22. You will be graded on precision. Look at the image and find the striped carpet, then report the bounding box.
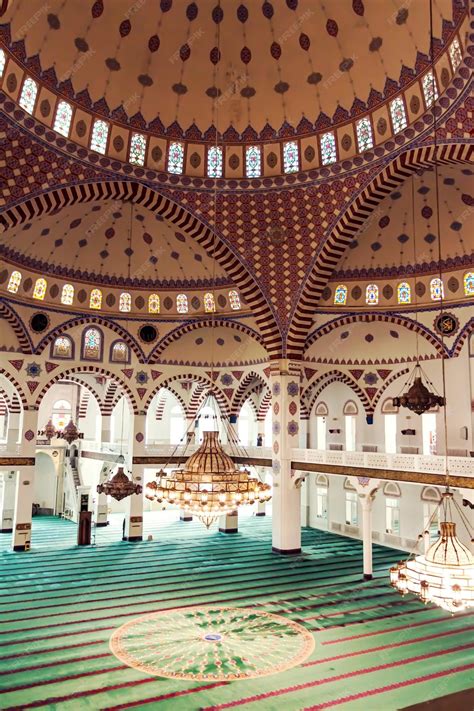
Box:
[0,513,473,710]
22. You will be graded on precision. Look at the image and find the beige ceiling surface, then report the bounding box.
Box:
[2,0,454,134]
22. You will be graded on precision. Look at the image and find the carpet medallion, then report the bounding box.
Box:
[109,605,315,680]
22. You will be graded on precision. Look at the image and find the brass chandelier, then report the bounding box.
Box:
[146,430,271,528]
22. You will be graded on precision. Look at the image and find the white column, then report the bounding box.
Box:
[95,463,110,527]
[6,412,20,447]
[101,414,112,446]
[271,361,302,554]
[123,412,146,542]
[359,490,377,580]
[256,501,266,517]
[180,509,193,522]
[12,408,38,551]
[219,509,238,533]
[0,471,16,532]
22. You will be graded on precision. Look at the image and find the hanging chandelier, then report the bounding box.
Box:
[146,430,271,528]
[38,418,58,441]
[392,363,445,416]
[390,492,474,613]
[56,418,84,445]
[97,465,142,502]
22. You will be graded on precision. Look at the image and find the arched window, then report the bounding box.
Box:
[228,290,241,310]
[207,146,223,178]
[148,293,160,313]
[422,70,438,108]
[430,278,444,301]
[397,282,411,304]
[334,284,347,305]
[168,141,184,174]
[176,293,188,313]
[283,141,299,173]
[449,37,462,72]
[111,341,129,363]
[7,271,21,294]
[356,117,373,152]
[463,272,474,296]
[54,101,73,137]
[129,132,147,166]
[119,292,131,312]
[89,288,102,310]
[83,328,101,360]
[245,145,261,178]
[320,131,337,165]
[52,336,72,359]
[366,283,379,305]
[90,119,109,154]
[204,292,215,313]
[389,96,407,134]
[52,399,72,430]
[19,77,38,113]
[61,283,74,305]
[33,278,47,300]
[0,49,6,78]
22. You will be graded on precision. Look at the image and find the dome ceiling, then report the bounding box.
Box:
[0,200,228,287]
[334,165,474,279]
[1,0,457,137]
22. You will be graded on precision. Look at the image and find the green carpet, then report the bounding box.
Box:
[0,514,472,710]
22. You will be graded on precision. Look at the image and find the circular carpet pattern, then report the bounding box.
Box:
[110,605,315,680]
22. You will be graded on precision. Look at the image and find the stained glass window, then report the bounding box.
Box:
[422,70,438,108]
[19,77,38,114]
[245,145,261,178]
[111,341,128,362]
[33,277,47,300]
[320,132,337,165]
[90,119,109,154]
[207,146,223,178]
[283,141,299,173]
[176,293,188,313]
[334,285,347,305]
[61,283,74,305]
[148,294,160,313]
[168,141,185,174]
[389,97,407,134]
[366,283,379,305]
[229,290,241,310]
[430,278,444,301]
[129,133,147,166]
[204,292,216,313]
[7,271,21,293]
[53,336,72,358]
[356,117,373,152]
[119,292,131,312]
[83,328,101,360]
[90,288,102,310]
[397,282,411,304]
[464,272,474,296]
[53,101,73,137]
[0,49,6,79]
[449,37,462,72]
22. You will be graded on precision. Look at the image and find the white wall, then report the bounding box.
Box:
[33,452,57,511]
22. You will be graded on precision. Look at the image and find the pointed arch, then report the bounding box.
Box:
[231,371,269,417]
[288,142,472,357]
[0,368,29,408]
[0,181,279,352]
[144,373,230,419]
[306,369,373,416]
[0,300,33,353]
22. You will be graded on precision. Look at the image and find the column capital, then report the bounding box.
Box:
[269,360,302,377]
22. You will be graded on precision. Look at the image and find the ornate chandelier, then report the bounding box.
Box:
[38,418,57,441]
[97,465,142,502]
[392,363,445,416]
[390,492,474,613]
[56,418,84,445]
[146,430,271,528]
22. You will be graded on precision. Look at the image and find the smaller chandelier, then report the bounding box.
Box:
[146,430,271,528]
[392,363,445,415]
[56,419,84,445]
[38,418,57,441]
[390,492,474,613]
[97,466,142,502]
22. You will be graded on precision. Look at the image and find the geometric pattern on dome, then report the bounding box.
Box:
[334,166,474,280]
[0,201,229,288]
[1,0,459,137]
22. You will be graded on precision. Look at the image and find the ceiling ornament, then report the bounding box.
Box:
[389,0,472,616]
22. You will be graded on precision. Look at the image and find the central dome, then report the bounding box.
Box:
[1,0,456,137]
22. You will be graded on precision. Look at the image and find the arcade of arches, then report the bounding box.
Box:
[0,1,473,709]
